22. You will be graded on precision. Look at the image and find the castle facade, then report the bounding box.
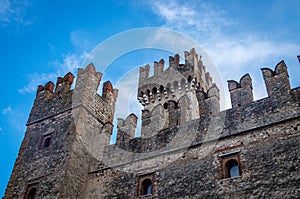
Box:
[4,49,300,198]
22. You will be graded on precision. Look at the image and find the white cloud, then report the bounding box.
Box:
[70,30,94,51]
[2,105,12,115]
[150,0,229,38]
[19,29,96,94]
[144,0,300,107]
[114,67,142,119]
[206,36,300,77]
[19,52,88,94]
[0,0,32,26]
[18,72,60,94]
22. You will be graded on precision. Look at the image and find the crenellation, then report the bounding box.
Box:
[102,81,115,103]
[261,60,290,97]
[206,83,220,114]
[184,48,198,68]
[228,74,253,108]
[169,54,180,68]
[55,72,74,94]
[205,72,213,89]
[195,83,220,116]
[36,81,55,98]
[28,77,73,124]
[139,64,150,82]
[154,59,165,76]
[117,113,138,144]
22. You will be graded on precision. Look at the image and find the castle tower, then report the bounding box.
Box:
[4,64,118,198]
[136,48,218,137]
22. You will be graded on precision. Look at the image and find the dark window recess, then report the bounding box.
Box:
[141,179,152,195]
[163,102,168,109]
[43,137,51,148]
[226,159,240,178]
[40,135,52,149]
[27,188,37,199]
[25,184,38,199]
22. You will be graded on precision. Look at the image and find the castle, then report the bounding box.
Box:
[4,49,300,198]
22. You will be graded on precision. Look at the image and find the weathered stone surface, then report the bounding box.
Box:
[4,50,300,199]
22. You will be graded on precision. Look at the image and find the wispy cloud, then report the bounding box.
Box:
[2,105,12,115]
[0,0,32,26]
[143,0,300,106]
[150,0,229,39]
[19,29,96,94]
[19,52,87,94]
[70,30,94,52]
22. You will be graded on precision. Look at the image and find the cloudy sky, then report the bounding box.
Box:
[0,0,300,196]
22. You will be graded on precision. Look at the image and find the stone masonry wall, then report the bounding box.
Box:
[85,117,300,198]
[4,110,74,199]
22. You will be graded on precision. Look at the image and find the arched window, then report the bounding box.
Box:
[152,87,157,94]
[141,179,152,195]
[26,187,37,199]
[226,159,240,178]
[43,137,51,148]
[40,135,52,149]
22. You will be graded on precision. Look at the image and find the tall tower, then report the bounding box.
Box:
[4,64,118,198]
[136,48,219,137]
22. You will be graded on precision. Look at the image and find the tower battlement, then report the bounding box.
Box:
[136,48,216,137]
[138,48,213,108]
[28,63,118,127]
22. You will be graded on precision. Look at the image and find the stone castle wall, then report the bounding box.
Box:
[4,50,300,199]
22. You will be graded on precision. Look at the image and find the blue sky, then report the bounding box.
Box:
[0,0,300,196]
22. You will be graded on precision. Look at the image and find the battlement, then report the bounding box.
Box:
[116,113,138,144]
[28,63,118,125]
[102,56,300,171]
[197,83,220,116]
[261,60,290,97]
[137,49,213,109]
[228,74,253,108]
[136,49,219,137]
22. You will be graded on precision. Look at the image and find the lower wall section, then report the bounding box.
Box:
[85,120,300,199]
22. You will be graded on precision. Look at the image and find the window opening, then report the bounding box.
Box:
[25,184,38,199]
[26,188,37,199]
[226,159,240,178]
[141,179,152,195]
[43,137,51,148]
